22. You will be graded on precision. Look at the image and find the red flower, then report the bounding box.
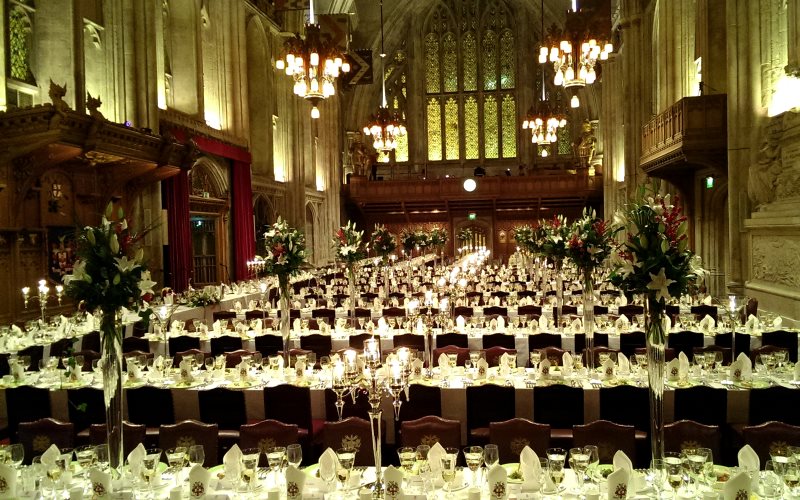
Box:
[142,292,154,303]
[272,243,285,257]
[337,228,346,243]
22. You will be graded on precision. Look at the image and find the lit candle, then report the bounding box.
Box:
[21,287,30,298]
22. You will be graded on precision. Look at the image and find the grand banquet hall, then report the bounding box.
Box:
[0,0,798,498]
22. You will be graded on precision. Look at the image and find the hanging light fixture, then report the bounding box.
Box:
[523,0,567,157]
[275,0,350,119]
[362,0,406,162]
[539,0,613,108]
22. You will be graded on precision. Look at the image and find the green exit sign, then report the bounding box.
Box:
[468,213,476,220]
[705,176,714,189]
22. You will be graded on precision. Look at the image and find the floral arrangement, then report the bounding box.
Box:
[255,217,307,280]
[414,230,429,248]
[513,225,537,254]
[538,214,572,265]
[610,191,705,341]
[333,221,368,266]
[400,229,418,252]
[370,225,396,260]
[428,226,448,249]
[186,286,221,307]
[63,203,154,319]
[566,208,621,275]
[456,227,473,244]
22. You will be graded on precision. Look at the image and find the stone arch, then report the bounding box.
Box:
[246,16,274,177]
[190,155,229,199]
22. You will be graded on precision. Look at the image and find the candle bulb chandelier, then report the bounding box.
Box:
[274,0,350,119]
[362,0,406,162]
[523,0,567,157]
[539,0,613,108]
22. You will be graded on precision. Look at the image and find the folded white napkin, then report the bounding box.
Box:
[237,359,250,381]
[391,297,399,307]
[198,323,209,335]
[617,353,631,375]
[438,353,450,369]
[383,465,404,500]
[223,444,242,481]
[738,444,760,472]
[170,320,180,332]
[616,294,628,306]
[730,353,752,382]
[489,318,498,332]
[538,314,549,332]
[253,319,262,334]
[293,318,301,333]
[9,361,24,382]
[601,358,616,379]
[475,358,488,379]
[678,352,690,379]
[319,448,339,484]
[561,352,573,377]
[456,315,466,330]
[411,358,424,377]
[212,320,221,334]
[773,316,783,328]
[377,317,388,333]
[723,471,752,500]
[285,465,306,500]
[666,358,680,381]
[187,465,209,499]
[41,444,61,467]
[519,446,541,492]
[0,464,16,499]
[745,314,760,334]
[664,314,672,332]
[539,359,551,378]
[487,464,508,500]
[127,362,141,382]
[702,295,713,305]
[607,467,630,499]
[699,314,715,334]
[127,444,146,477]
[614,315,629,334]
[179,358,194,384]
[497,316,506,332]
[570,318,583,333]
[428,443,445,474]
[373,297,382,309]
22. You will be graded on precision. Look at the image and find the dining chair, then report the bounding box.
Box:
[483,306,508,317]
[617,305,644,321]
[168,336,201,356]
[466,384,515,445]
[6,386,51,443]
[122,336,150,354]
[518,305,543,317]
[264,384,318,442]
[239,419,299,454]
[489,418,551,463]
[573,420,636,465]
[534,346,568,366]
[49,338,74,359]
[574,333,609,354]
[173,348,208,367]
[322,417,377,466]
[664,420,721,463]
[742,421,800,466]
[80,330,101,352]
[382,307,406,318]
[690,304,718,322]
[198,388,247,431]
[713,332,751,359]
[761,331,798,362]
[313,308,338,321]
[483,346,517,367]
[224,349,260,368]
[159,420,220,466]
[748,386,800,425]
[599,386,650,432]
[400,416,461,449]
[528,333,562,350]
[67,388,105,434]
[435,333,468,348]
[210,335,243,356]
[89,422,147,456]
[432,345,470,366]
[392,334,426,352]
[126,386,175,427]
[349,333,374,349]
[672,386,728,427]
[583,346,621,367]
[667,331,704,361]
[482,333,515,350]
[212,311,237,331]
[244,310,269,321]
[397,384,442,423]
[533,384,584,448]
[453,306,474,317]
[692,345,733,365]
[18,418,74,464]
[17,345,44,372]
[618,331,646,357]
[299,334,333,360]
[254,334,283,357]
[123,350,155,371]
[72,349,101,370]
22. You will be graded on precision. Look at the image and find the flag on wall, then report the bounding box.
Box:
[346,49,373,86]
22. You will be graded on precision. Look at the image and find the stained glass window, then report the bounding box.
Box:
[444,98,460,160]
[557,122,571,155]
[423,0,515,163]
[425,33,440,94]
[501,94,516,157]
[8,5,35,85]
[463,32,477,92]
[427,98,442,161]
[464,97,479,159]
[483,95,498,159]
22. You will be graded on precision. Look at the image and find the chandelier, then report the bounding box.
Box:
[274,0,350,119]
[539,1,613,108]
[362,0,406,162]
[523,0,567,157]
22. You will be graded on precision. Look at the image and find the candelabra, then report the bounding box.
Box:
[21,280,63,323]
[258,281,270,320]
[331,339,410,498]
[151,302,179,361]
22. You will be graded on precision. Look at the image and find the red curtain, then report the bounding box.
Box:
[231,161,256,281]
[163,171,193,292]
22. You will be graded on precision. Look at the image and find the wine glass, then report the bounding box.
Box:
[546,448,566,495]
[7,443,23,469]
[141,448,162,497]
[188,445,205,468]
[94,444,109,472]
[266,446,286,484]
[204,357,214,372]
[463,446,483,487]
[484,444,499,470]
[569,447,590,493]
[398,447,416,474]
[335,448,356,491]
[75,445,96,476]
[166,446,187,483]
[440,448,459,492]
[649,458,666,497]
[286,444,302,469]
[240,448,260,493]
[664,451,684,498]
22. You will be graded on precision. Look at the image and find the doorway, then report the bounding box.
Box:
[191,217,218,285]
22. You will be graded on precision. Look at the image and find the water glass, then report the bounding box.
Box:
[188,445,205,468]
[484,444,499,469]
[240,448,261,492]
[286,444,302,468]
[336,448,356,490]
[440,448,459,491]
[397,447,416,474]
[463,446,483,487]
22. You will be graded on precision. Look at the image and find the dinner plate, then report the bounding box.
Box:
[501,463,523,483]
[733,379,771,389]
[665,379,700,389]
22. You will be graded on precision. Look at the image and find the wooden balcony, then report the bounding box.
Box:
[344,173,603,221]
[640,94,727,177]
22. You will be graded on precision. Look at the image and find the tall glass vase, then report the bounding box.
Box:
[645,295,667,463]
[347,265,357,331]
[100,309,124,475]
[554,259,564,331]
[278,274,291,367]
[583,270,595,371]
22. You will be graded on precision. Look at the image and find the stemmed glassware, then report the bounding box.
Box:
[664,451,684,498]
[440,448,460,492]
[166,446,187,485]
[463,446,483,487]
[398,447,416,475]
[266,446,286,486]
[335,448,356,492]
[546,448,566,496]
[142,448,162,498]
[286,444,302,469]
[649,458,666,497]
[188,445,205,469]
[569,447,591,493]
[240,448,261,493]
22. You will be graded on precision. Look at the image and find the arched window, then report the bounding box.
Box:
[385,48,409,163]
[424,0,516,163]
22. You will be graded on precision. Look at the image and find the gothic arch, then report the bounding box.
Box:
[190,155,229,199]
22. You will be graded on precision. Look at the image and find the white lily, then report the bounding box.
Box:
[115,256,139,273]
[647,268,675,302]
[138,270,156,297]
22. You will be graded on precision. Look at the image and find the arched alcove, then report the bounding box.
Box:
[188,155,230,285]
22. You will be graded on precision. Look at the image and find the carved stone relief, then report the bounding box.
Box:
[752,235,800,289]
[748,111,800,209]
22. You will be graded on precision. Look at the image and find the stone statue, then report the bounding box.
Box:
[748,119,783,210]
[86,92,104,120]
[575,119,597,167]
[349,141,372,177]
[48,79,70,129]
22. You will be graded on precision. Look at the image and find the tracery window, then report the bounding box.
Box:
[385,49,409,163]
[7,0,35,86]
[424,0,516,162]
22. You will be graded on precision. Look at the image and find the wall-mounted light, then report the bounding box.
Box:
[463,178,477,192]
